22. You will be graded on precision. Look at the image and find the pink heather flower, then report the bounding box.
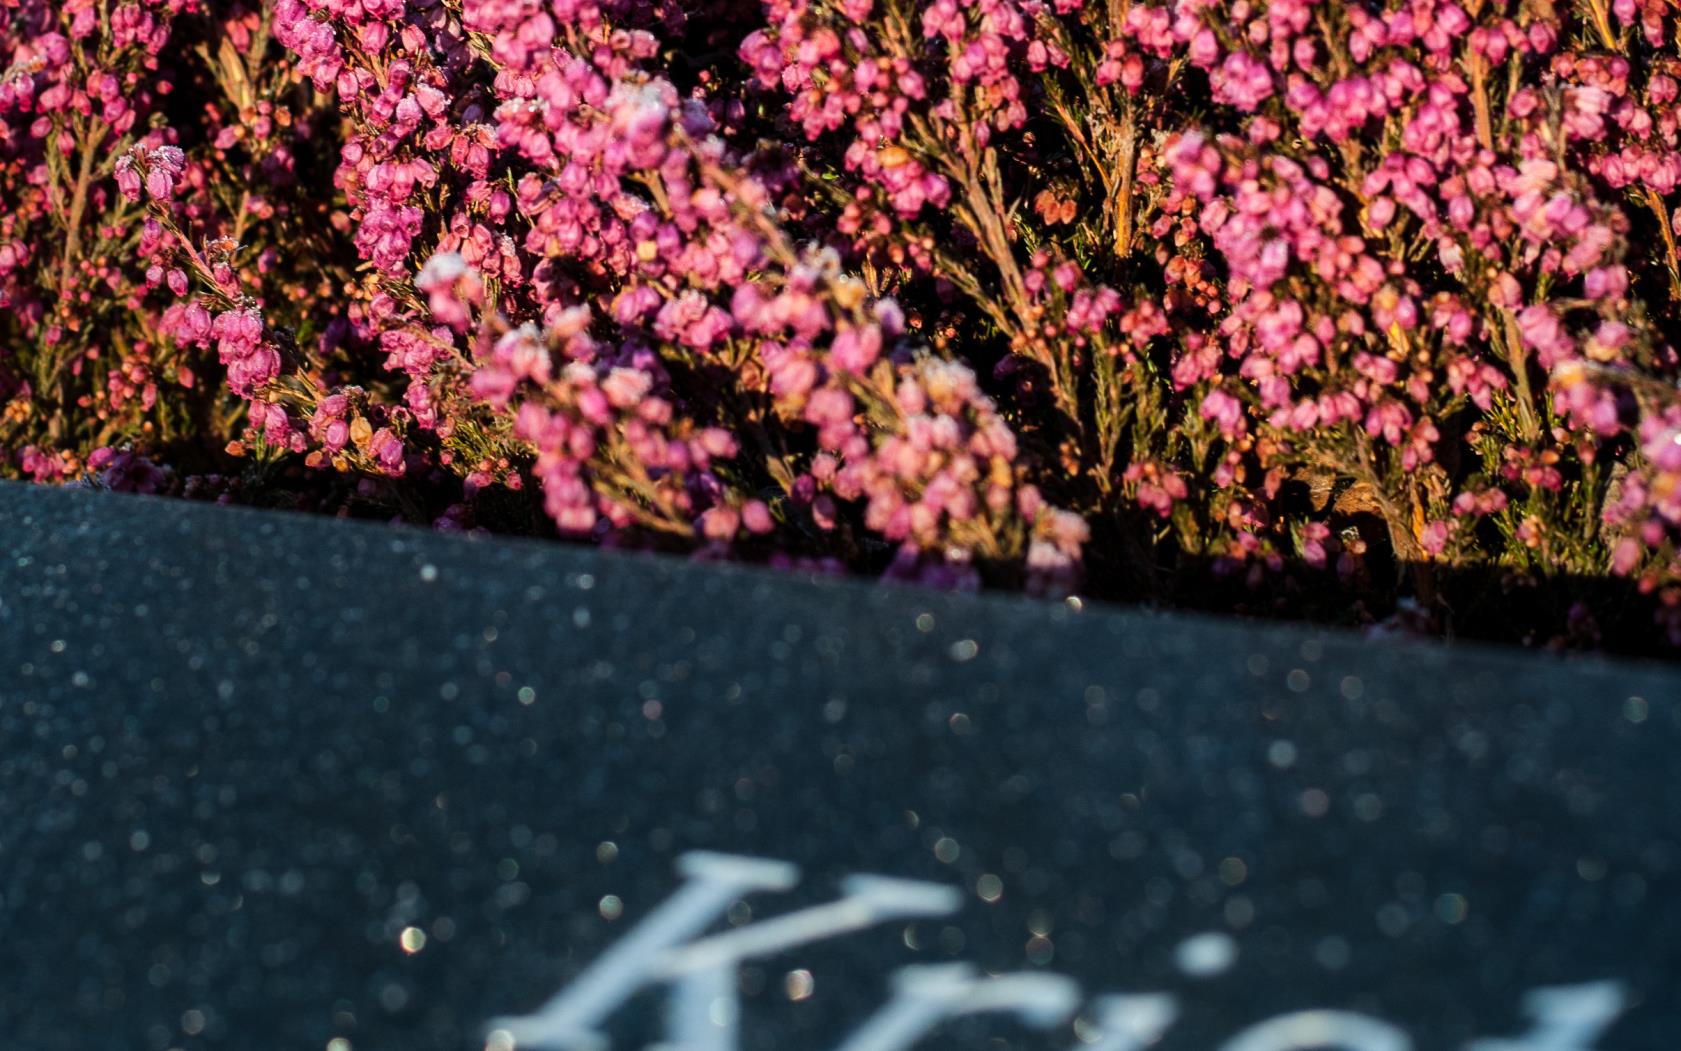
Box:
[1200,388,1246,439]
[1213,52,1275,112]
[114,152,143,202]
[88,447,167,493]
[699,505,740,541]
[742,500,774,534]
[370,428,405,475]
[211,307,278,397]
[144,146,185,200]
[1420,520,1451,556]
[1613,537,1642,576]
[417,252,484,332]
[601,367,652,408]
[830,326,883,373]
[14,0,1681,644]
[1584,266,1628,302]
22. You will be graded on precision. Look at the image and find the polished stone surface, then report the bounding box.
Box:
[1,484,1678,1050]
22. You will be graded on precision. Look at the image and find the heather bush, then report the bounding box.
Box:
[5,0,1681,648]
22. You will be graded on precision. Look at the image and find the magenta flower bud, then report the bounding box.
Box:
[695,427,737,458]
[742,500,774,535]
[829,326,882,373]
[1189,29,1220,68]
[370,428,405,474]
[574,386,612,426]
[114,156,143,201]
[1489,272,1524,308]
[183,303,211,341]
[601,367,652,408]
[804,387,853,428]
[699,505,739,541]
[145,162,176,200]
[1200,388,1247,439]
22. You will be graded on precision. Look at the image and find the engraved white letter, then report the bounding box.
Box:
[1217,1010,1411,1051]
[833,963,1082,1051]
[1463,981,1627,1051]
[1072,993,1181,1051]
[656,875,963,1051]
[489,852,799,1049]
[489,856,963,1051]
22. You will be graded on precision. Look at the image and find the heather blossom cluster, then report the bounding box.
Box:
[5,0,1681,648]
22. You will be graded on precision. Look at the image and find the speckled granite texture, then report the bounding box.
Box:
[1,485,1678,1050]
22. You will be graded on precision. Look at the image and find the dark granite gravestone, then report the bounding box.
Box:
[1,484,1678,1051]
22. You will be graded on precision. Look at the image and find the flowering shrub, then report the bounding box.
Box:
[4,0,1681,648]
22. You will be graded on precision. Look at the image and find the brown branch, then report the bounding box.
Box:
[1467,53,1495,151]
[57,127,103,300]
[1113,107,1139,259]
[1645,188,1681,306]
[1499,308,1544,445]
